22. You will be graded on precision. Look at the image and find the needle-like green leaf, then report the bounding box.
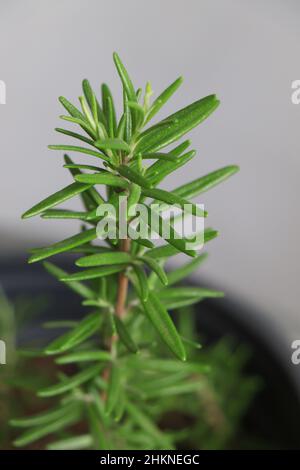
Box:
[141,379,207,399]
[135,370,191,395]
[63,154,105,207]
[141,152,177,161]
[76,251,132,268]
[141,291,186,361]
[127,183,141,215]
[43,261,96,299]
[75,172,129,188]
[146,227,218,259]
[131,237,154,249]
[102,84,117,137]
[145,76,183,124]
[113,52,137,130]
[82,299,110,308]
[63,163,102,172]
[48,144,108,160]
[28,228,97,263]
[60,264,125,282]
[125,401,172,448]
[106,364,121,416]
[95,138,131,153]
[113,52,136,104]
[161,287,224,298]
[147,149,195,186]
[82,78,106,126]
[38,363,103,397]
[113,392,126,423]
[86,401,108,450]
[167,253,208,285]
[114,316,138,354]
[142,187,207,217]
[128,357,209,374]
[90,387,110,424]
[117,113,126,140]
[124,99,132,142]
[105,96,116,138]
[45,311,102,355]
[68,244,108,254]
[159,287,224,309]
[47,435,93,451]
[139,205,197,258]
[41,209,89,220]
[135,95,220,154]
[132,264,149,301]
[137,255,168,286]
[59,114,96,139]
[13,407,81,447]
[22,182,92,219]
[55,127,94,145]
[10,403,79,428]
[55,350,111,364]
[173,165,240,199]
[59,96,85,121]
[117,165,151,188]
[127,101,145,128]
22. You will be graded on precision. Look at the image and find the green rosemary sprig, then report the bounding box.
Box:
[15,52,239,449]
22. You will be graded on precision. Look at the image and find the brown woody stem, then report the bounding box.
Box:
[102,237,131,399]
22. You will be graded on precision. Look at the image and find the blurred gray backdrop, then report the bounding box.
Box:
[0,0,299,341]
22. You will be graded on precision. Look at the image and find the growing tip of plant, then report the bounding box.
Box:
[232,164,240,173]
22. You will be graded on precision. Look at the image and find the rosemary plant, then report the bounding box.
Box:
[15,53,239,449]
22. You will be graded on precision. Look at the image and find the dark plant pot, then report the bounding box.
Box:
[1,257,300,450]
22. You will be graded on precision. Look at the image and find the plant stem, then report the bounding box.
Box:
[102,237,131,398]
[115,156,131,320]
[101,147,131,400]
[115,238,131,319]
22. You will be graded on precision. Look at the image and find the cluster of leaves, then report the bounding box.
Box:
[0,291,57,449]
[16,53,239,449]
[1,292,259,450]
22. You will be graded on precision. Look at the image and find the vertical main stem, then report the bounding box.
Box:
[102,237,131,397]
[115,238,131,319]
[115,155,130,320]
[102,153,131,397]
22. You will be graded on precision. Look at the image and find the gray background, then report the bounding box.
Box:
[0,0,299,342]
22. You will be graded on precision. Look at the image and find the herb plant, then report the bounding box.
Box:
[16,53,239,449]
